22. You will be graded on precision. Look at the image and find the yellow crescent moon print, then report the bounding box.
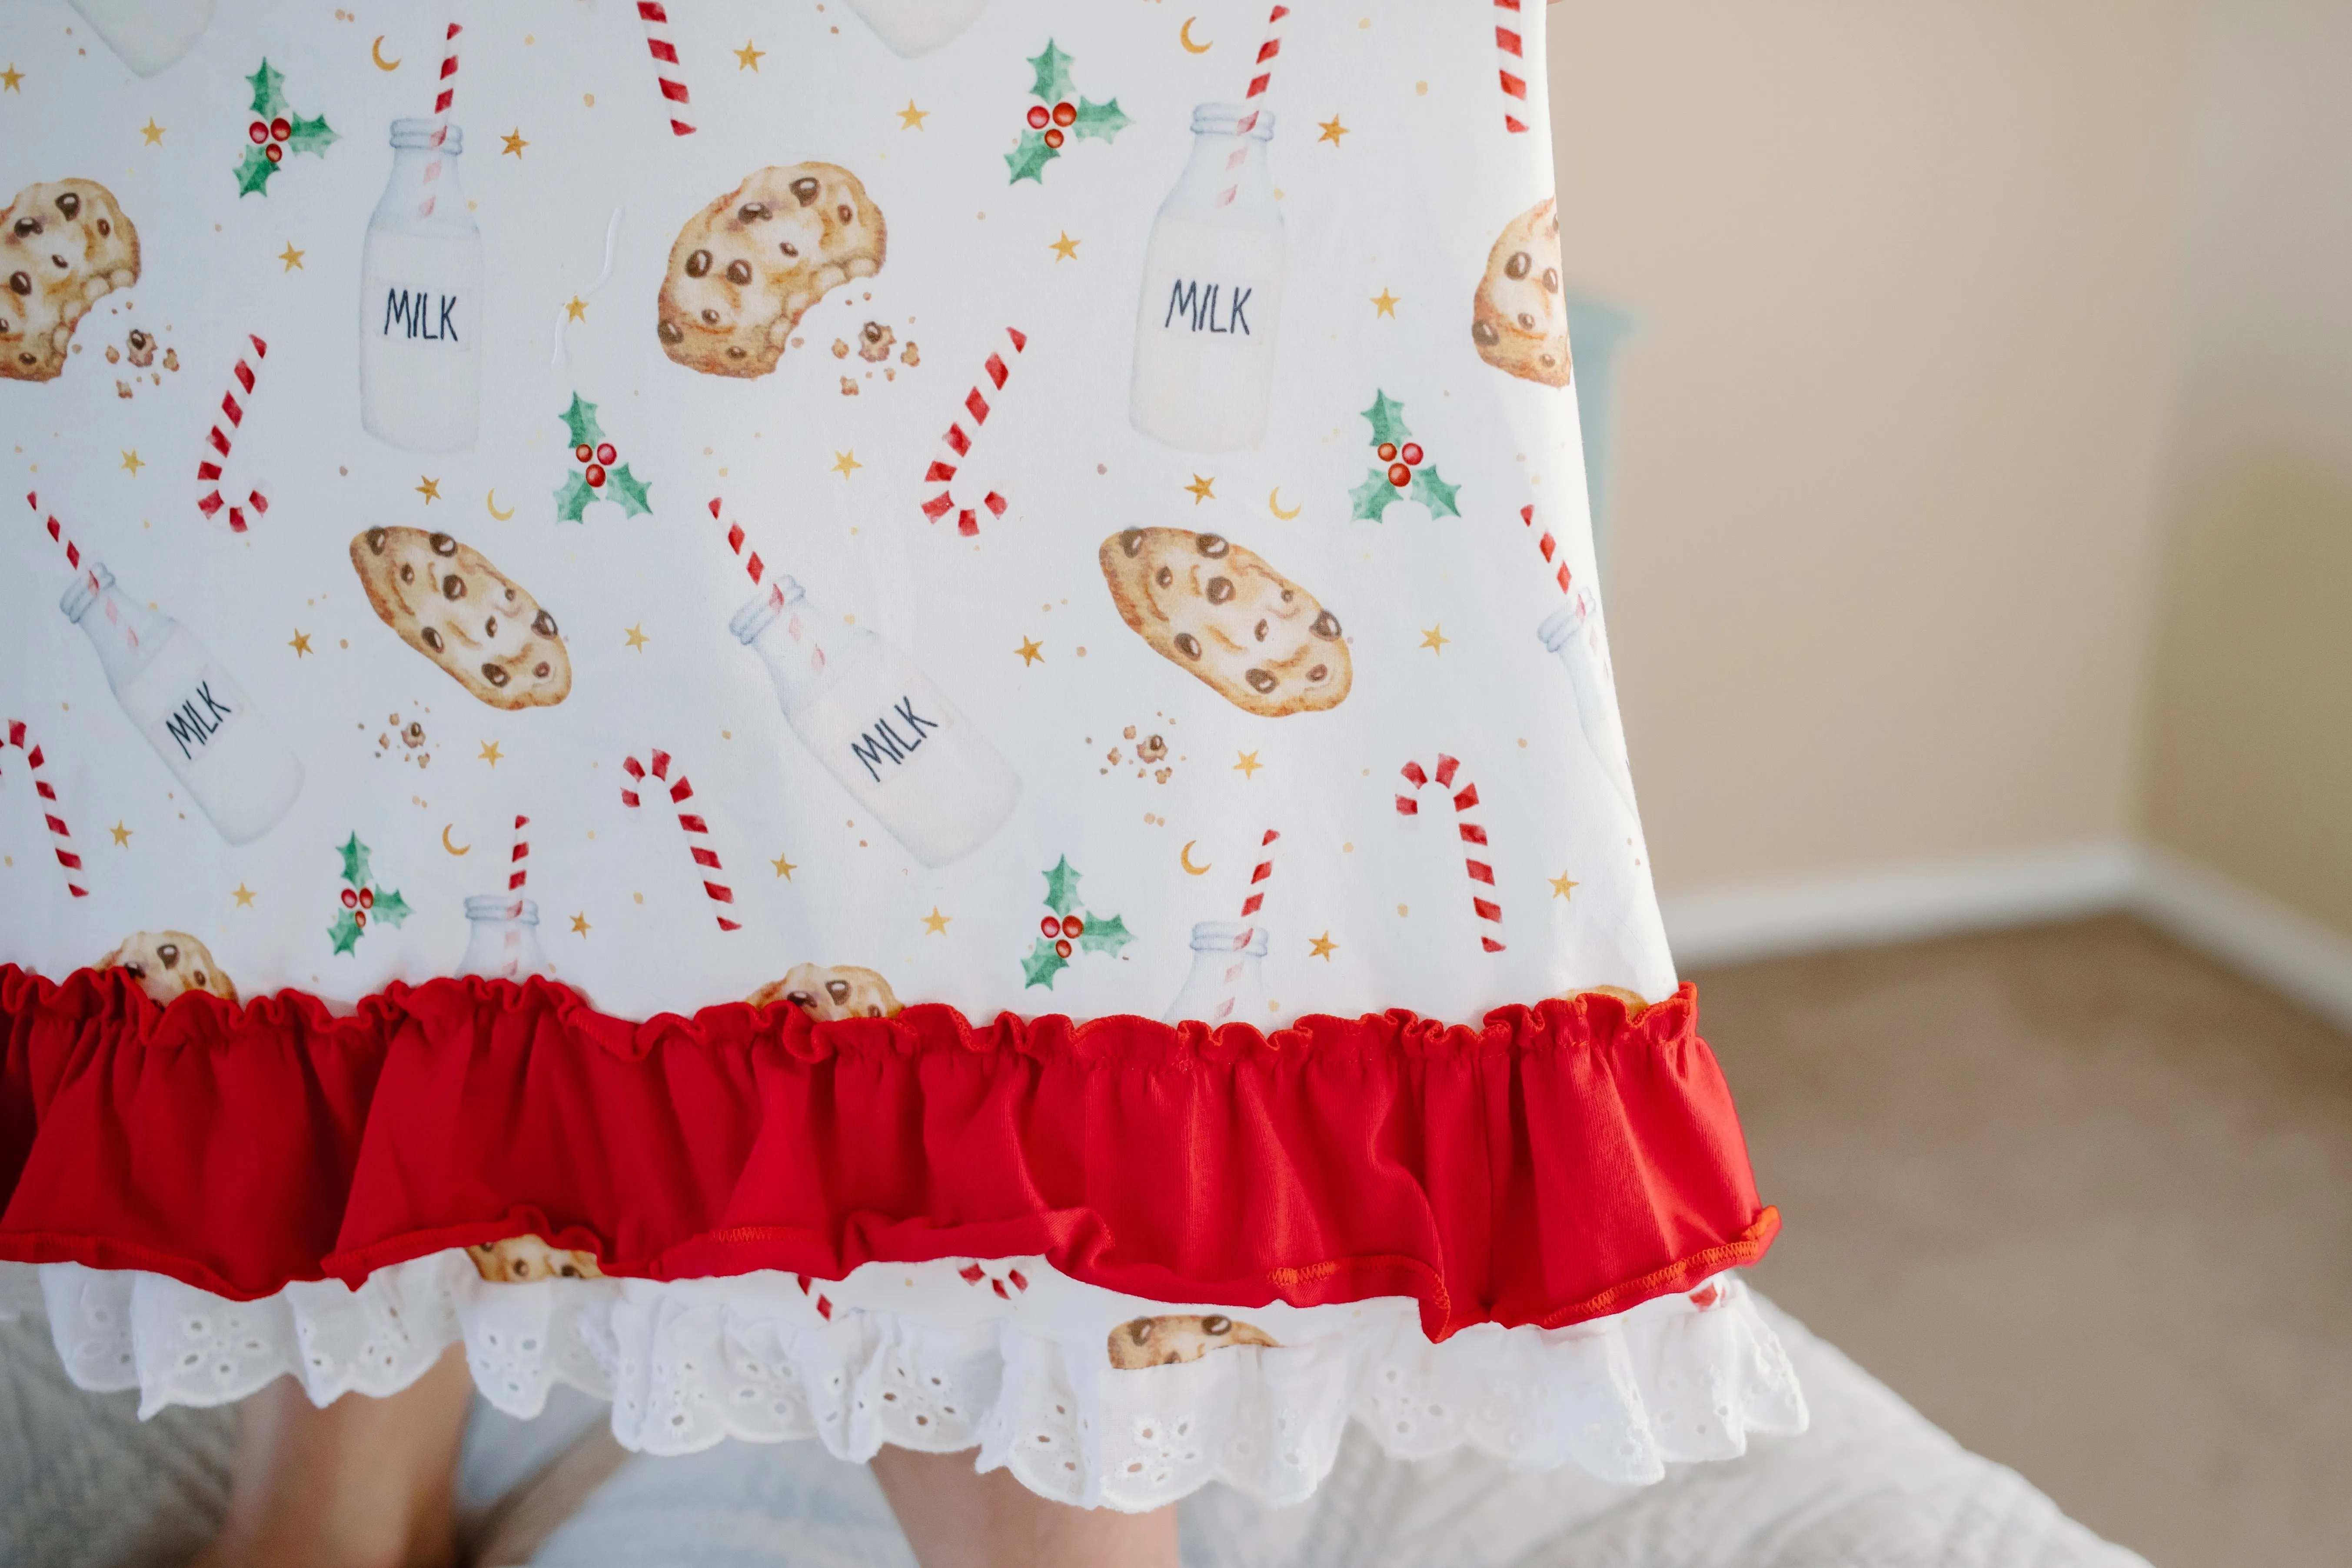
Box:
[371,36,402,71]
[1179,840,1212,875]
[441,824,470,856]
[1268,487,1301,520]
[1179,17,1213,53]
[486,489,515,520]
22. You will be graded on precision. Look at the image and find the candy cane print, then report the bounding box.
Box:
[1,721,89,899]
[621,750,739,930]
[1522,503,1572,596]
[1494,1,1531,133]
[1395,756,1503,952]
[195,335,271,533]
[636,3,696,136]
[918,327,1027,536]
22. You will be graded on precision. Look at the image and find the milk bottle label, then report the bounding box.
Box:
[847,693,946,783]
[1152,276,1261,338]
[150,673,249,763]
[371,283,476,353]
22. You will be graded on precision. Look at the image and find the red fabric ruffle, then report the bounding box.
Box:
[0,966,1776,1338]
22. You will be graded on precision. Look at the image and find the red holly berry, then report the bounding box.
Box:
[1043,127,1065,150]
[1061,915,1084,938]
[341,887,359,908]
[248,121,269,144]
[1027,104,1051,130]
[1051,102,1077,128]
[595,442,617,466]
[1039,915,1060,937]
[1055,938,1073,959]
[1377,443,1397,462]
[585,464,607,488]
[1388,462,1411,487]
[270,117,292,142]
[575,443,594,463]
[353,909,367,928]
[264,143,283,164]
[1402,443,1424,466]
[359,887,375,909]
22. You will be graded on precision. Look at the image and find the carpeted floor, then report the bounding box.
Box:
[1695,913,2352,1568]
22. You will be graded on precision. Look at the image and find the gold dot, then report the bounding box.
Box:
[583,93,595,106]
[632,892,644,904]
[1416,81,1428,95]
[1397,904,1409,916]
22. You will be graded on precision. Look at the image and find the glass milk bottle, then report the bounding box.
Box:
[1162,920,1269,1026]
[359,119,483,453]
[1538,593,1639,816]
[60,565,304,845]
[1130,106,1286,452]
[732,578,1021,868]
[842,0,989,57]
[456,895,549,981]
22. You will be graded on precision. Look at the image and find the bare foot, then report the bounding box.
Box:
[870,1445,1178,1568]
[190,1343,474,1568]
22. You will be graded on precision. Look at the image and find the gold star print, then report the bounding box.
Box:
[110,821,132,847]
[232,883,257,908]
[624,623,649,651]
[120,450,144,476]
[0,66,22,93]
[1309,932,1338,960]
[1317,114,1349,146]
[478,739,503,767]
[770,852,798,880]
[898,100,929,130]
[832,450,862,479]
[288,629,312,656]
[1015,636,1044,666]
[1048,231,1081,262]
[564,296,588,322]
[922,907,952,935]
[1370,287,1399,318]
[140,119,166,146]
[1234,750,1263,779]
[735,39,765,70]
[570,912,592,936]
[416,476,442,503]
[1421,625,1450,655]
[1184,474,1217,504]
[500,129,528,157]
[278,243,306,271]
[1550,872,1580,899]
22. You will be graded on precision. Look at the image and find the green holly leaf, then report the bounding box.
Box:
[1361,391,1413,451]
[1071,97,1129,143]
[371,888,412,928]
[285,113,337,159]
[1410,464,1462,519]
[1350,469,1396,522]
[559,394,605,450]
[1075,911,1132,956]
[1027,40,1076,104]
[247,59,288,121]
[1021,936,1070,989]
[327,910,364,956]
[604,463,654,518]
[1005,130,1060,185]
[1041,856,1083,917]
[553,471,595,523]
[233,146,279,198]
[337,833,373,889]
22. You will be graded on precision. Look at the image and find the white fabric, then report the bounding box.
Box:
[11,1253,1804,1513]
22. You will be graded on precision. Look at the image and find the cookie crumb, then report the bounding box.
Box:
[105,345,120,364]
[839,377,859,396]
[163,348,179,372]
[832,339,850,359]
[857,322,896,362]
[899,341,920,366]
[115,380,132,399]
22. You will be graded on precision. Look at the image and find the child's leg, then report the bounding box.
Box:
[193,1343,474,1568]
[870,1445,1178,1568]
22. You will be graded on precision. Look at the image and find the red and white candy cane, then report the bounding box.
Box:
[196,335,270,533]
[1495,1,1532,133]
[2,721,88,899]
[1523,503,1571,595]
[621,750,739,930]
[636,3,696,136]
[1396,756,1503,952]
[919,327,1027,537]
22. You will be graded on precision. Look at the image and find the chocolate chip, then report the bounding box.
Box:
[365,527,389,553]
[726,346,746,359]
[127,330,149,350]
[443,574,466,601]
[96,219,110,236]
[779,241,799,258]
[726,259,752,285]
[484,616,497,637]
[684,248,712,278]
[1541,352,1558,368]
[1127,1318,1157,1343]
[503,586,519,603]
[557,1263,580,1278]
[1155,566,1173,587]
[702,308,722,325]
[1517,312,1538,330]
[1174,633,1202,660]
[836,203,854,224]
[1542,266,1560,293]
[421,626,443,651]
[1244,669,1277,693]
[738,201,771,223]
[8,273,29,296]
[1473,319,1500,347]
[12,217,39,238]
[659,320,684,345]
[1311,609,1342,639]
[1120,529,1146,557]
[826,979,851,1003]
[533,608,558,637]
[533,661,551,678]
[1196,533,1229,557]
[1202,1315,1231,1335]
[791,177,820,206]
[481,662,509,687]
[429,532,457,556]
[123,962,145,979]
[786,990,817,1010]
[1308,663,1329,682]
[399,563,414,583]
[1254,619,1268,642]
[55,192,80,219]
[191,972,209,988]
[1505,251,1531,280]
[47,253,67,271]
[157,943,180,968]
[1206,576,1235,603]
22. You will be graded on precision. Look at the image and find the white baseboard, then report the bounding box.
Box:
[1660,840,2352,1034]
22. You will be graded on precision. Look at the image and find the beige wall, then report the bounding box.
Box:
[1545,4,2202,890]
[2142,0,2352,939]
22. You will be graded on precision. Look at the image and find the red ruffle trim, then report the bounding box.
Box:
[0,966,1776,1339]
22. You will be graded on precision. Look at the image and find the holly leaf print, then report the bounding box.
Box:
[559,394,605,450]
[372,888,412,929]
[1361,391,1413,452]
[1071,97,1130,144]
[1021,936,1070,989]
[233,146,279,198]
[1027,40,1076,104]
[604,463,654,518]
[327,909,364,956]
[552,471,596,524]
[247,59,288,121]
[1041,856,1084,918]
[285,113,337,159]
[1075,912,1133,957]
[337,833,373,889]
[1005,130,1060,185]
[1350,469,1396,522]
[1410,464,1462,518]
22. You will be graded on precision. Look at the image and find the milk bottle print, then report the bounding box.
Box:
[456,896,550,980]
[360,120,482,453]
[1538,592,1639,816]
[1162,921,1270,1025]
[60,565,304,845]
[1130,106,1286,452]
[842,0,989,57]
[732,578,1021,867]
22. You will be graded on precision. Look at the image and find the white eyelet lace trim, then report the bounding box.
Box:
[0,1255,1805,1513]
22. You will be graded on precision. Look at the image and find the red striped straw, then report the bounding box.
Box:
[27,492,136,656]
[508,813,530,892]
[1396,755,1504,952]
[636,3,696,136]
[708,496,785,611]
[1239,828,1278,921]
[621,749,739,931]
[1495,1,1532,133]
[2,720,88,899]
[1522,503,1572,595]
[1241,4,1289,109]
[196,335,270,533]
[919,327,1026,537]
[418,22,461,218]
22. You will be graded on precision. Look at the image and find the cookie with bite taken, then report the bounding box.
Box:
[465,1235,605,1283]
[350,526,572,709]
[96,930,237,1005]
[1471,196,1571,388]
[1107,1313,1279,1370]
[2,177,140,382]
[1100,529,1351,718]
[656,163,886,379]
[749,963,903,1021]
